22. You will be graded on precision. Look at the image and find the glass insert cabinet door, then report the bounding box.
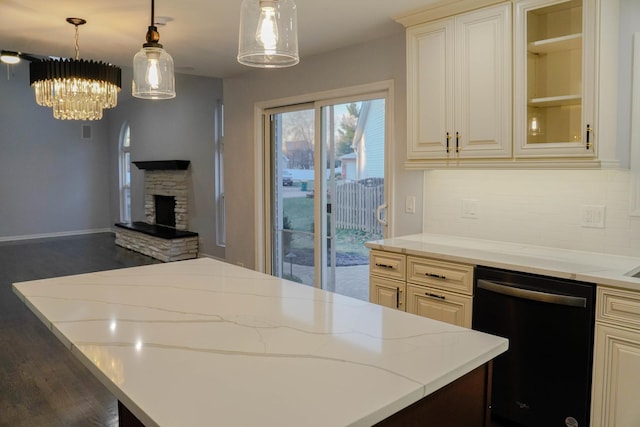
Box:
[514,0,596,158]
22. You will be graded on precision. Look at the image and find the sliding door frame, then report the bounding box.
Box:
[254,80,396,277]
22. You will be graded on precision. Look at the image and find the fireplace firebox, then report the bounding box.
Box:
[155,195,176,228]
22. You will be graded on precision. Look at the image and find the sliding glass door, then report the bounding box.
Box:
[265,94,387,301]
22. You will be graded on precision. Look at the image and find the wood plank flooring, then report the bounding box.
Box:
[0,233,160,427]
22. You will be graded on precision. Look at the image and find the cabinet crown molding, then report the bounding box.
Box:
[394,0,507,27]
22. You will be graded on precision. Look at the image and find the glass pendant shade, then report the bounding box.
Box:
[238,0,299,68]
[132,46,175,99]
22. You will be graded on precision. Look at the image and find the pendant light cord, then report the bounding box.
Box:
[150,0,155,27]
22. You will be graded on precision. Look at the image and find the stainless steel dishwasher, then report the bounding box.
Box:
[472,266,596,427]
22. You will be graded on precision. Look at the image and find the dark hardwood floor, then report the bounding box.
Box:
[0,233,160,427]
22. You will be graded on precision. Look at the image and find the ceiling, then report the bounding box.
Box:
[0,0,439,79]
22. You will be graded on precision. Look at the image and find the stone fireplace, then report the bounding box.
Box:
[115,160,198,262]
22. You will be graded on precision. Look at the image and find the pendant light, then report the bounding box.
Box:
[29,18,122,121]
[132,0,175,99]
[238,0,299,68]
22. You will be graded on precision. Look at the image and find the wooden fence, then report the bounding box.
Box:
[334,180,384,234]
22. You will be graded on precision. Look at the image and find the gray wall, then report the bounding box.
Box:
[223,33,424,269]
[106,68,225,259]
[0,61,225,260]
[0,61,111,239]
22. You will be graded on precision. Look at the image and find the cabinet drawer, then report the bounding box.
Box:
[407,256,473,295]
[597,286,640,330]
[370,250,406,280]
[406,283,472,328]
[369,276,406,311]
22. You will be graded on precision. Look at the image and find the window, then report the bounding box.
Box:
[119,123,131,223]
[214,99,226,246]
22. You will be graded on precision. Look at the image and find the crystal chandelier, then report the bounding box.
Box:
[29,18,121,121]
[132,0,175,99]
[238,0,299,68]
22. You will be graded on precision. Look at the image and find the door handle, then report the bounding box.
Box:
[376,203,388,226]
[477,280,587,308]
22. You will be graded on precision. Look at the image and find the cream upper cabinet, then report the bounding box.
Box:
[399,0,620,168]
[514,0,596,159]
[405,3,512,163]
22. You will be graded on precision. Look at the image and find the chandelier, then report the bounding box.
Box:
[29,18,121,121]
[132,0,175,99]
[238,0,299,68]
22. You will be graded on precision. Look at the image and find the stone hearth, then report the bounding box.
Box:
[115,160,199,262]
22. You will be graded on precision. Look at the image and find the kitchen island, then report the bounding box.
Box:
[13,257,507,427]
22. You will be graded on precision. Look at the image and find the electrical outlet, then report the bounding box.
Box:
[580,205,606,228]
[405,196,416,214]
[462,199,479,219]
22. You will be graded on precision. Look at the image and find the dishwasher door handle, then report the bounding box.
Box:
[476,279,587,308]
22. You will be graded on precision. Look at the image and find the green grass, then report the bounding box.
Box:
[284,197,314,232]
[283,197,382,257]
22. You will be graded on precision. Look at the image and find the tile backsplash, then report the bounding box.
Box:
[423,169,640,257]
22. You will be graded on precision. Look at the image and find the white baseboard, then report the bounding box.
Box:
[0,228,113,243]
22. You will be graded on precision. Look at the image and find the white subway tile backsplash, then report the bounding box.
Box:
[423,169,640,257]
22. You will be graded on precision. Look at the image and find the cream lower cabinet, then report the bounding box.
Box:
[369,250,406,311]
[370,276,406,311]
[406,284,472,327]
[591,286,640,426]
[405,256,474,328]
[369,250,474,326]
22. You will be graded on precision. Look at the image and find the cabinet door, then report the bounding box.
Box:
[370,276,405,311]
[406,18,454,160]
[514,0,596,158]
[406,284,472,327]
[591,323,640,427]
[455,3,512,159]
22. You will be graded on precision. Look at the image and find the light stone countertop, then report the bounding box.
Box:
[12,257,507,427]
[365,233,640,291]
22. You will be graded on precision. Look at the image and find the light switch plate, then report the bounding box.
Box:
[405,196,416,214]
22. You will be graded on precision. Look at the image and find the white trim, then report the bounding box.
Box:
[0,228,113,243]
[254,80,395,275]
[630,32,640,216]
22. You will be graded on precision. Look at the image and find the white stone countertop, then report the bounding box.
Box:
[12,258,507,427]
[365,233,640,291]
